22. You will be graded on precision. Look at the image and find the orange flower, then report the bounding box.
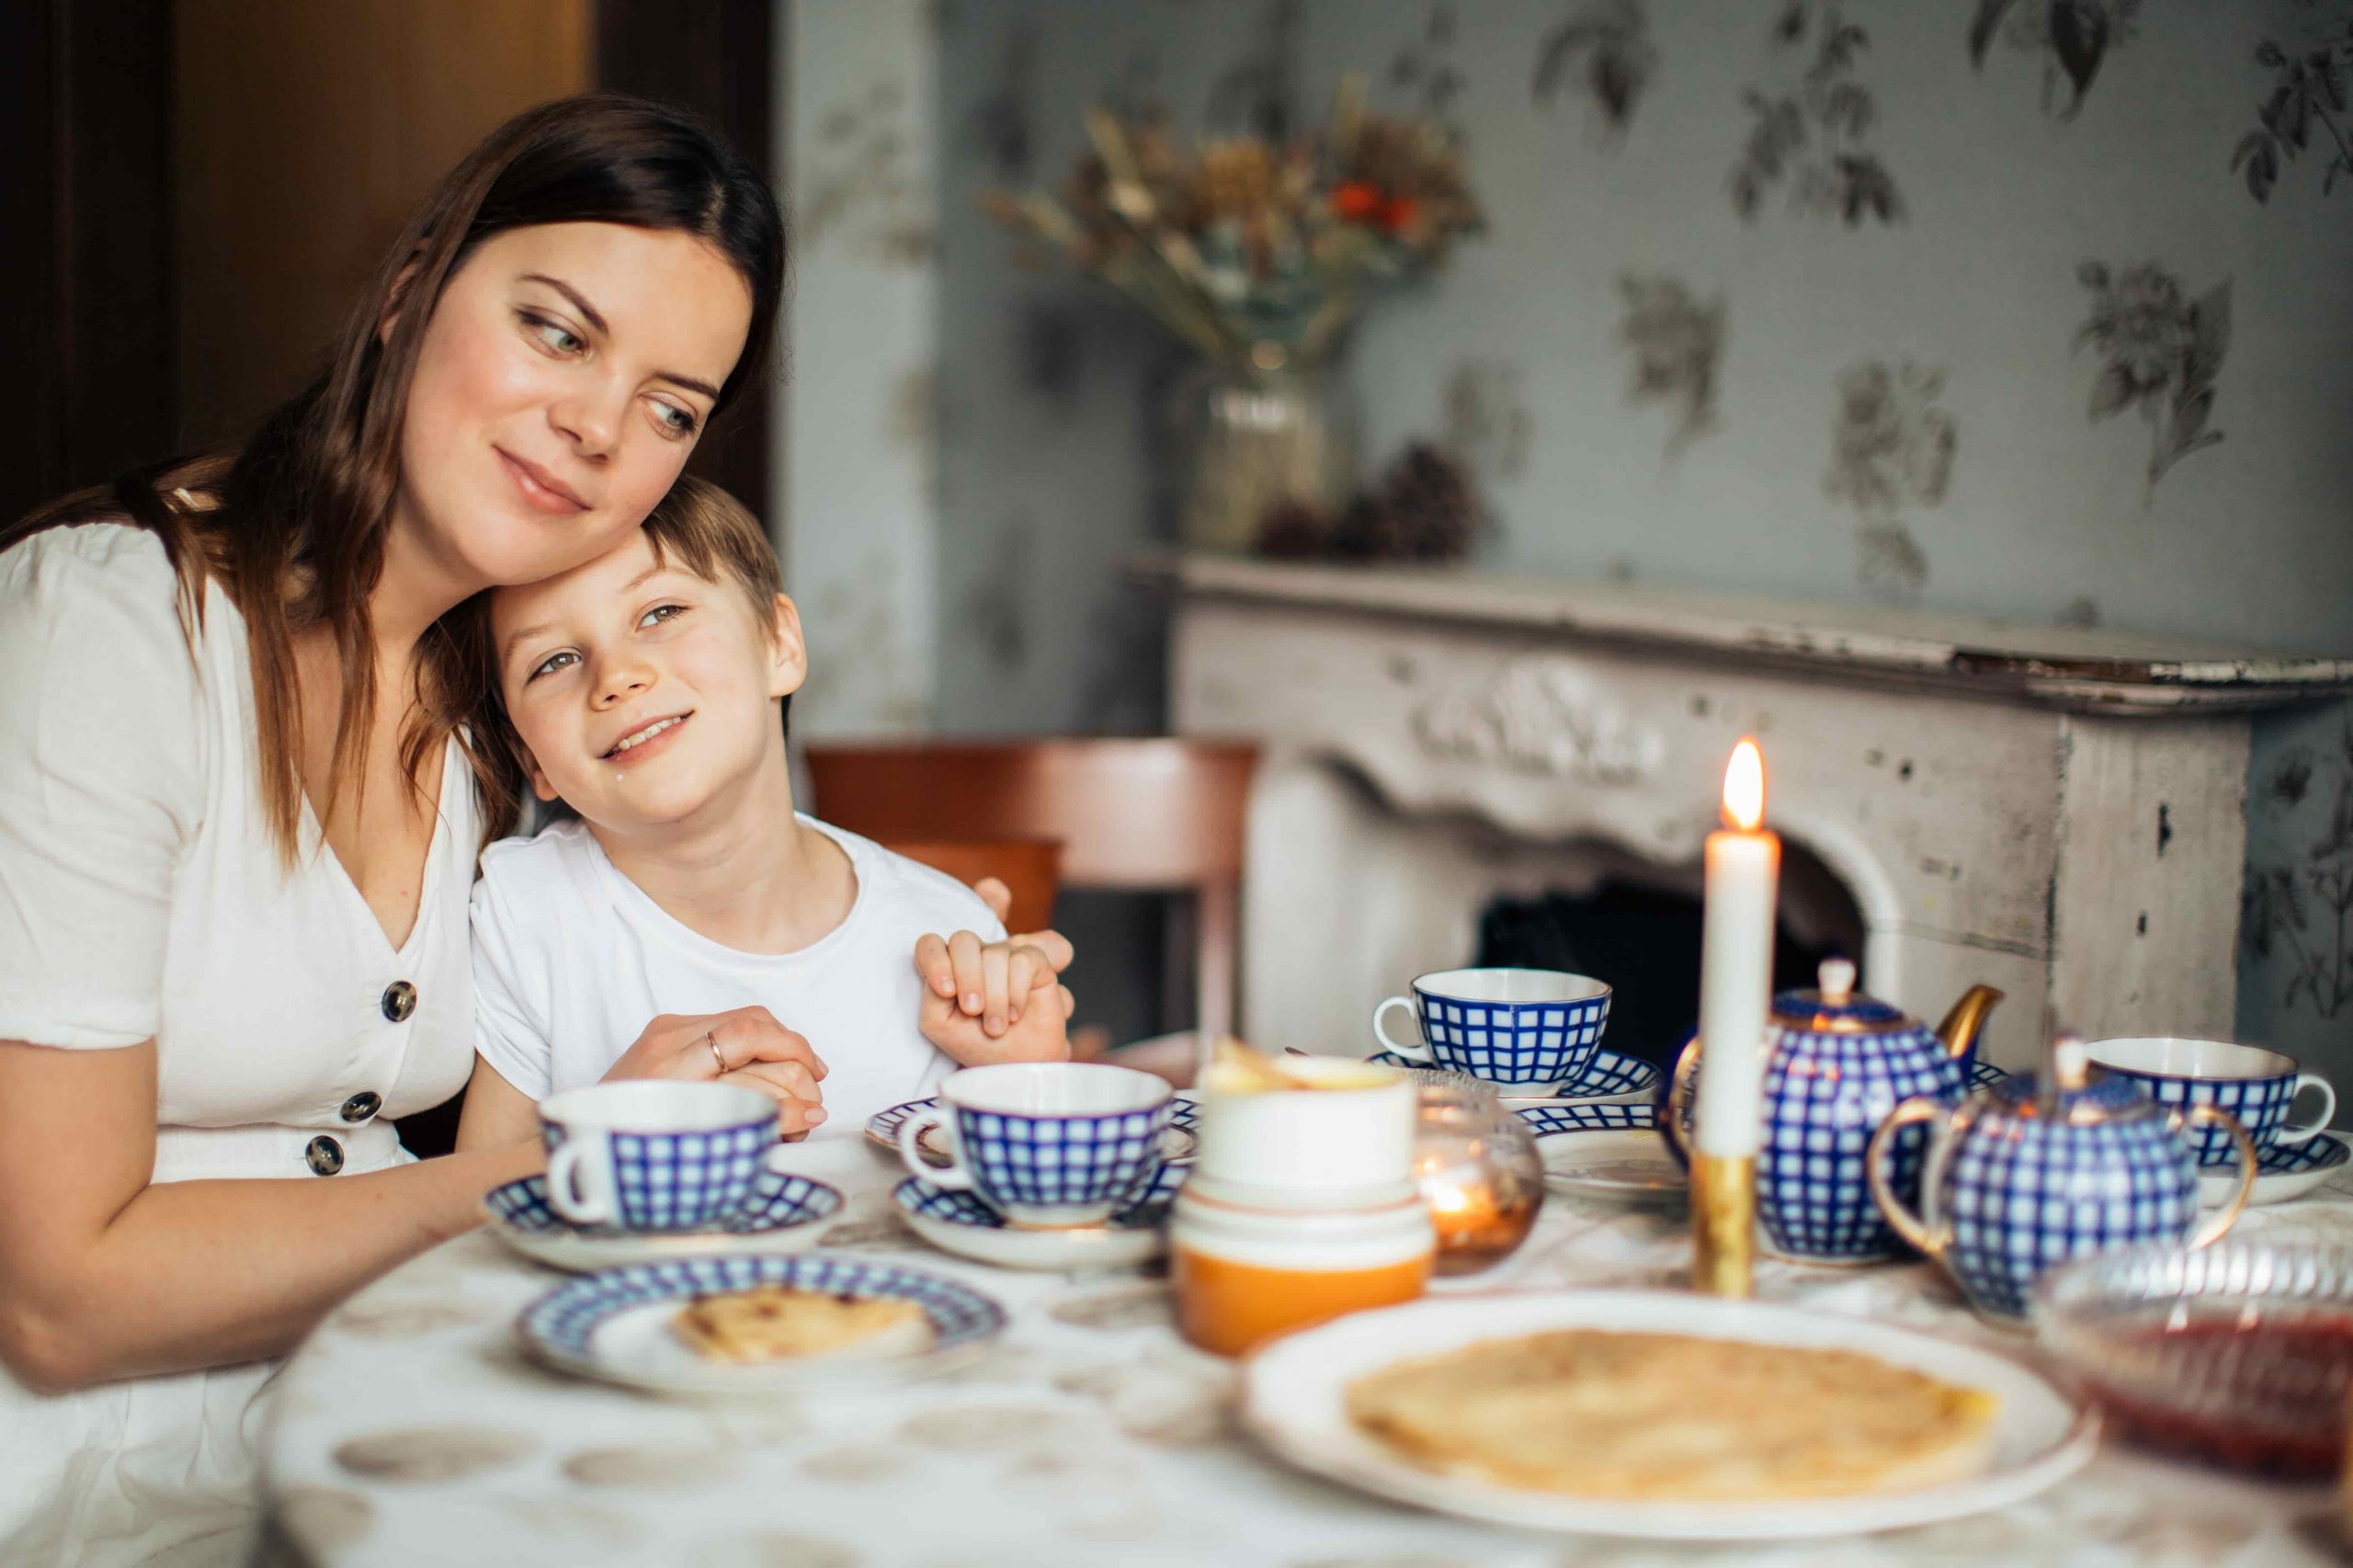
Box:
[1331,180,1384,223]
[1380,195,1420,234]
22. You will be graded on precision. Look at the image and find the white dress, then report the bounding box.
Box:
[0,524,478,1566]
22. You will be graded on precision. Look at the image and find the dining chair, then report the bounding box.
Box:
[878,835,1063,937]
[803,738,1260,1041]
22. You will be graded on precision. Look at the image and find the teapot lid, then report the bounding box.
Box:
[1988,1031,2164,1126]
[1769,958,1911,1034]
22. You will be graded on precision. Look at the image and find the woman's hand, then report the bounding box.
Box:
[600,1007,829,1135]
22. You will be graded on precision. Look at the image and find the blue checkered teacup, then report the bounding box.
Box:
[539,1081,777,1233]
[1371,968,1613,1087]
[897,1062,1173,1228]
[2086,1037,2336,1167]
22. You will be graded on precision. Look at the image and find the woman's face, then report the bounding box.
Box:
[395,222,754,593]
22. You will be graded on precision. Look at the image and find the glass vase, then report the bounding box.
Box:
[1171,360,1352,554]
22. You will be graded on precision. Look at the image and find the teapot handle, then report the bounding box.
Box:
[1662,1039,1698,1160]
[1865,1098,1952,1258]
[2180,1105,2258,1249]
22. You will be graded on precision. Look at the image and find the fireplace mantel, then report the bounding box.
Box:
[1144,553,2353,713]
[1156,554,2353,1069]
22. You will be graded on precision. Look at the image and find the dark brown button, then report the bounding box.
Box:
[381,981,417,1023]
[305,1135,345,1176]
[340,1092,381,1123]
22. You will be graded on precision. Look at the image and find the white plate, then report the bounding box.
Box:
[892,1163,1184,1271]
[480,1158,844,1272]
[1513,1103,1681,1202]
[1241,1290,2097,1540]
[2199,1131,2350,1207]
[517,1254,1006,1397]
[867,1093,1199,1165]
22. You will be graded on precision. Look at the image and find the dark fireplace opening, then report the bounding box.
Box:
[1472,842,1865,1074]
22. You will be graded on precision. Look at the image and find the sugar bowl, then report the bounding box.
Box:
[1868,1032,2259,1321]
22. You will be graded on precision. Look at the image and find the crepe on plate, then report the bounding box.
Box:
[1345,1329,1997,1501]
[673,1286,933,1364]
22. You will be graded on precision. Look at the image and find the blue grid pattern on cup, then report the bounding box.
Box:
[1969,1061,2012,1093]
[871,1096,1198,1150]
[1515,1102,1657,1140]
[540,1117,774,1232]
[1757,1027,1966,1262]
[956,1100,1174,1209]
[895,1162,1186,1233]
[518,1254,1006,1360]
[487,1168,841,1238]
[2098,1067,2295,1165]
[2255,1132,2350,1176]
[1413,987,1610,1086]
[1942,1110,2198,1319]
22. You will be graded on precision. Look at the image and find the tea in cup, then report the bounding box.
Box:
[538,1080,777,1232]
[2086,1037,2336,1167]
[1372,968,1613,1087]
[896,1062,1173,1227]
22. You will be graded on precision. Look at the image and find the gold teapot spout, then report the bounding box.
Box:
[1934,985,2006,1062]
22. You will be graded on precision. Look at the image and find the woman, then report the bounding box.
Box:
[0,96,817,1565]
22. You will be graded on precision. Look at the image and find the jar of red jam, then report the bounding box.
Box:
[1170,1184,1433,1358]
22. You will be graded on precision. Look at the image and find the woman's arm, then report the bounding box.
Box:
[451,1054,541,1152]
[0,1038,540,1393]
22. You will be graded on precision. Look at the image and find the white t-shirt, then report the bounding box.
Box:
[471,815,1001,1135]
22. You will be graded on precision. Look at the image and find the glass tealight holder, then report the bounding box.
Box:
[1408,1075,1544,1276]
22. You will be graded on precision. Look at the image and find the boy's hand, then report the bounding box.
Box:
[916,935,1074,1066]
[963,878,1076,978]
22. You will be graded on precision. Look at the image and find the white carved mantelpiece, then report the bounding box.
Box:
[1157,555,2353,1071]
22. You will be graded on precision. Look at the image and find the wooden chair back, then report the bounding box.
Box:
[880,836,1063,937]
[805,739,1259,1037]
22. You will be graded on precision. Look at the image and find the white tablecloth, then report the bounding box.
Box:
[261,1136,2350,1567]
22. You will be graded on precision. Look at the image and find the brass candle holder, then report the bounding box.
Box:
[1689,1151,1756,1298]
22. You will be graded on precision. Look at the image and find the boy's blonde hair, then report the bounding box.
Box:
[447,475,788,840]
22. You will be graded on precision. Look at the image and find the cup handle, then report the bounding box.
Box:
[2277,1074,2337,1145]
[897,1109,973,1188]
[1662,1039,1698,1161]
[544,1137,614,1227]
[1371,996,1432,1062]
[1865,1098,1951,1259]
[2184,1105,2258,1248]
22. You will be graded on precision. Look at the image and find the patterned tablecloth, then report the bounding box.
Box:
[262,1135,2353,1568]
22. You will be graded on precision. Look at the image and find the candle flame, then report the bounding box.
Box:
[1722,738,1766,832]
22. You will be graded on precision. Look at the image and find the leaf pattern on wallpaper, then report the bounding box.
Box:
[1617,273,1724,458]
[1967,1,2141,121]
[1824,361,1955,603]
[1730,4,1904,227]
[2074,261,2229,498]
[1532,0,1656,140]
[1390,2,1468,132]
[968,18,1039,180]
[2232,6,2353,202]
[2242,720,2353,1019]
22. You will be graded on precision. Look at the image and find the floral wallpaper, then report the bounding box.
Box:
[932,0,2353,1079]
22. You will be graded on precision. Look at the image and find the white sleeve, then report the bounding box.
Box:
[469,862,556,1101]
[0,528,207,1050]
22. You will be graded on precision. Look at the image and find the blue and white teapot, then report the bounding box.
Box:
[1667,959,2003,1264]
[1867,1031,2257,1320]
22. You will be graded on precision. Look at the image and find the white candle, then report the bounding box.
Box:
[1693,738,1780,1158]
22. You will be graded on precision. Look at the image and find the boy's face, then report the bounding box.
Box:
[491,529,803,833]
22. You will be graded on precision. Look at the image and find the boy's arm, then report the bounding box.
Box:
[453,1055,541,1151]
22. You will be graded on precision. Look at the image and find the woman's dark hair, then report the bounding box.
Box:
[2,93,786,861]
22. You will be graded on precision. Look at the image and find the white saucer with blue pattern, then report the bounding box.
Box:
[892,1163,1185,1270]
[1368,1048,1661,1105]
[869,1091,1199,1165]
[480,1153,843,1272]
[1512,1103,1681,1201]
[2198,1130,2350,1207]
[516,1253,1006,1395]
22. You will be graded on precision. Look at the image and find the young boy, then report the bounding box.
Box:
[453,478,1070,1146]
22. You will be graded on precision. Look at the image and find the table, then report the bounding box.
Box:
[263,1135,2350,1568]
